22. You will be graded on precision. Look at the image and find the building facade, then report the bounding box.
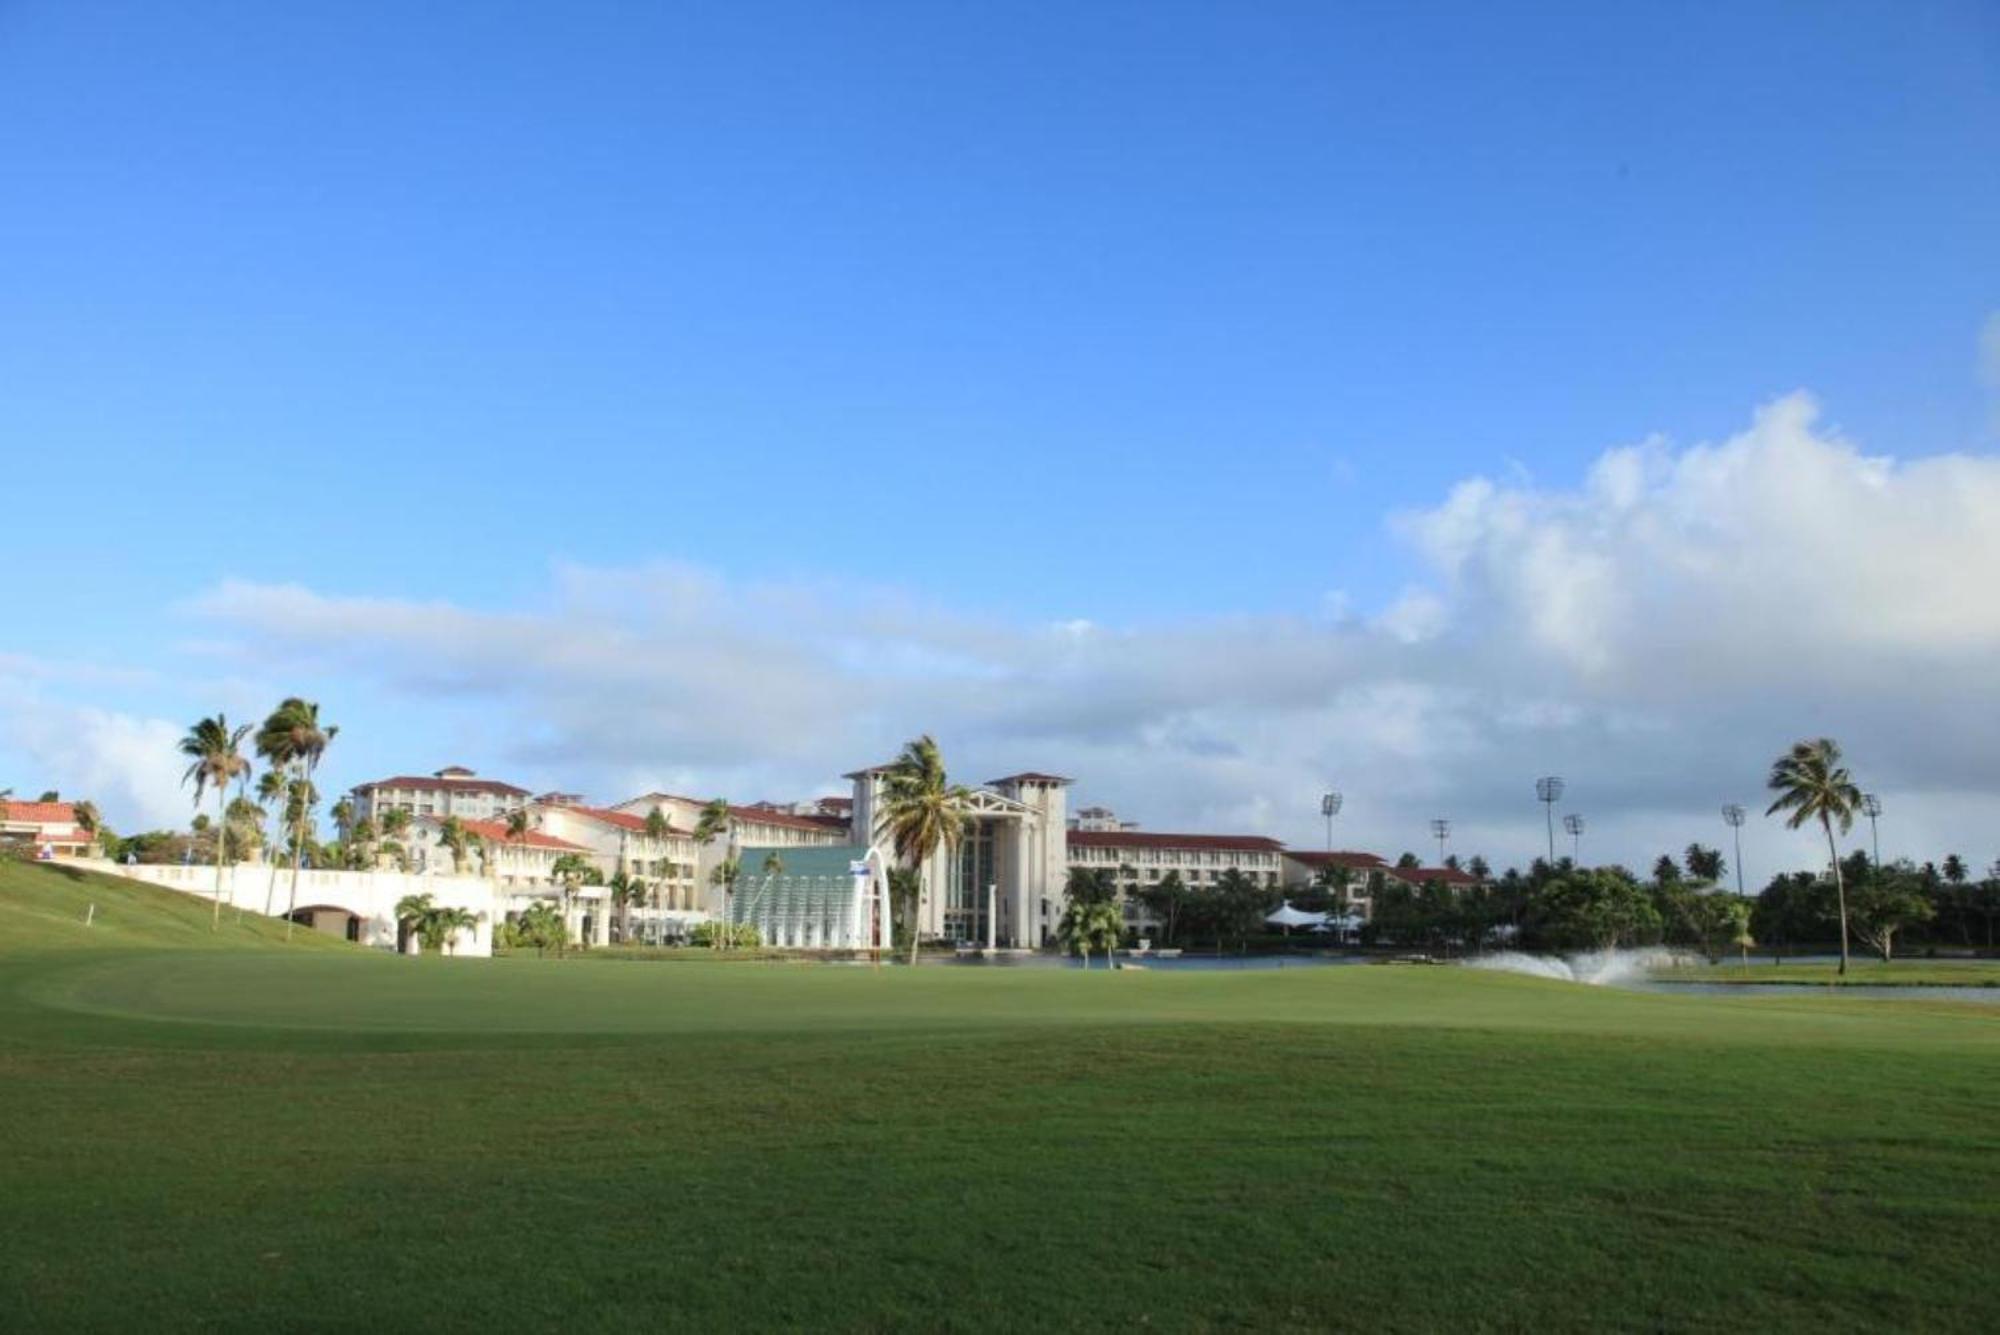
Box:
[1068,829,1288,935]
[0,799,97,858]
[350,767,530,825]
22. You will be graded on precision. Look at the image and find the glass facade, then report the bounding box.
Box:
[945,820,997,943]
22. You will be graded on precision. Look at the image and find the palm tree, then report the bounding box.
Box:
[255,768,289,913]
[1766,737,1865,976]
[436,815,473,875]
[693,798,733,947]
[179,716,252,929]
[254,698,337,941]
[1057,899,1124,970]
[875,735,974,965]
[330,797,356,856]
[550,852,594,949]
[394,892,436,953]
[502,808,531,886]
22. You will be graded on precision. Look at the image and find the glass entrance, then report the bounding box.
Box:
[945,820,997,944]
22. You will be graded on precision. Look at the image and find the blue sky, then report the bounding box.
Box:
[3,3,1998,870]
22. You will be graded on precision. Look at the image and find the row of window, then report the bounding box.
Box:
[1071,846,1280,868]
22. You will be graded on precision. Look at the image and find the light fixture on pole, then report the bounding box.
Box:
[1721,803,1747,900]
[1562,813,1585,864]
[1429,818,1451,865]
[1861,793,1883,869]
[1535,776,1564,864]
[1320,791,1342,853]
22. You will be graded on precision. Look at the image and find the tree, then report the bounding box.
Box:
[1211,868,1278,953]
[1056,898,1123,969]
[608,871,640,944]
[1137,870,1191,946]
[644,805,670,842]
[550,852,595,950]
[72,800,100,836]
[1395,852,1420,870]
[692,798,732,939]
[1064,866,1118,907]
[875,735,974,965]
[1684,843,1725,885]
[435,816,474,875]
[255,698,337,942]
[1535,868,1662,952]
[706,858,741,951]
[394,892,435,952]
[178,714,251,930]
[887,865,922,953]
[394,892,483,955]
[1848,862,1934,963]
[1765,738,1864,976]
[508,902,567,954]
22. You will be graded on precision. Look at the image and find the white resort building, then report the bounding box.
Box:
[69,755,1494,954]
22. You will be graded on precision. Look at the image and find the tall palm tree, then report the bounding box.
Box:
[693,798,732,947]
[178,715,251,930]
[254,698,336,941]
[1766,737,1864,976]
[502,807,531,886]
[255,768,289,914]
[876,734,974,965]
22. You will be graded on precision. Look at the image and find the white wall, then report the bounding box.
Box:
[83,859,497,957]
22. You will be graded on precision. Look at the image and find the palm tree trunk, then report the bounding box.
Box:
[285,768,305,942]
[212,787,227,930]
[1824,814,1849,977]
[907,877,921,966]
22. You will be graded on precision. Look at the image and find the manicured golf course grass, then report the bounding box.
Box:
[4,863,1997,1331]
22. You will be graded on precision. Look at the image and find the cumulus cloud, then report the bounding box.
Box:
[0,659,188,830]
[134,392,2000,872]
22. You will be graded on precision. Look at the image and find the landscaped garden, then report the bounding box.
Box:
[3,859,1996,1331]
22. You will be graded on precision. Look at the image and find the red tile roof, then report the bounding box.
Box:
[0,801,79,827]
[451,818,587,852]
[617,793,846,835]
[1286,850,1389,870]
[565,806,688,837]
[1068,830,1286,853]
[359,774,530,797]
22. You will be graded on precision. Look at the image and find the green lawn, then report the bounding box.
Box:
[1654,958,2000,986]
[3,862,1997,1332]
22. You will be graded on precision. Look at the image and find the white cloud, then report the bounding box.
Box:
[0,664,188,830]
[32,385,1986,874]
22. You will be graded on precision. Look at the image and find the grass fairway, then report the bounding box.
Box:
[3,863,1997,1332]
[1654,959,2000,986]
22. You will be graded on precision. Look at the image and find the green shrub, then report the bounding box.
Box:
[688,920,761,948]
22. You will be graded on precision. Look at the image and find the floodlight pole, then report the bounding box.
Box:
[1430,818,1450,866]
[1861,794,1883,871]
[1563,813,1585,865]
[1320,791,1342,853]
[1535,776,1565,865]
[1722,804,1746,899]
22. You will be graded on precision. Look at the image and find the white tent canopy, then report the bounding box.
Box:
[1266,901,1327,929]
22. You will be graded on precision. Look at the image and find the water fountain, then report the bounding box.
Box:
[1467,947,1687,986]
